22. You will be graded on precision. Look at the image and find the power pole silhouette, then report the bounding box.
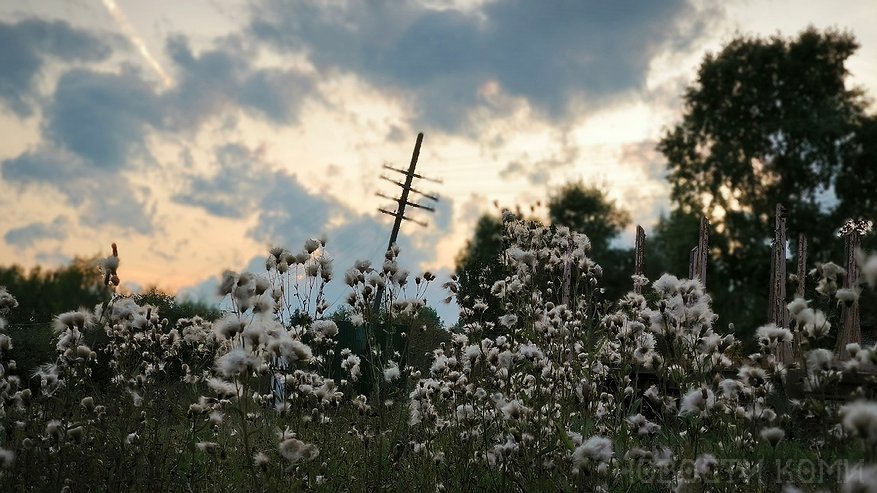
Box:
[372,132,440,316]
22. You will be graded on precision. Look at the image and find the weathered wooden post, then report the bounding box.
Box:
[768,205,792,363]
[836,220,866,360]
[633,225,645,294]
[689,217,709,287]
[792,233,807,360]
[562,242,572,306]
[796,234,807,298]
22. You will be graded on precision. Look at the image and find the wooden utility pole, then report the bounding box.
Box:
[372,133,437,315]
[634,225,645,294]
[768,204,791,363]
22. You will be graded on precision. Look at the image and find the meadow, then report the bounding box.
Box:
[1,215,877,492]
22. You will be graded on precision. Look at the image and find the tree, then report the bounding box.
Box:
[454,213,507,324]
[455,182,634,323]
[133,286,221,326]
[659,27,875,339]
[548,181,631,261]
[548,181,632,301]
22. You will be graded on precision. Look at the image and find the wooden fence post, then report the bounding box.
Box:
[792,233,807,360]
[562,243,572,307]
[796,234,807,298]
[836,225,861,360]
[768,205,792,363]
[699,217,709,287]
[689,247,698,282]
[688,217,709,287]
[634,225,645,294]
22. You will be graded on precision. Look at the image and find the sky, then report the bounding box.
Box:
[1,0,876,325]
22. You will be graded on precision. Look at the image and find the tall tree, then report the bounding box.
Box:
[548,181,632,300]
[454,213,507,324]
[548,181,631,261]
[659,27,875,339]
[455,182,633,323]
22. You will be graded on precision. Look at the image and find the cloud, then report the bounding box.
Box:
[175,143,275,218]
[4,216,69,247]
[500,146,579,185]
[0,18,112,117]
[1,31,318,232]
[249,0,716,130]
[45,67,162,169]
[163,35,315,131]
[2,146,155,233]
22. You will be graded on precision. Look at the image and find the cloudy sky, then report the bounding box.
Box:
[1,0,876,324]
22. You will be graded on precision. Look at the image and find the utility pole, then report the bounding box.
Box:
[372,132,439,316]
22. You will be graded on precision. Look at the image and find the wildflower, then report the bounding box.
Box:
[0,287,18,312]
[840,400,877,445]
[626,414,661,436]
[384,363,401,382]
[101,251,120,285]
[652,273,682,294]
[125,432,138,446]
[499,399,530,421]
[46,420,63,440]
[651,447,673,469]
[254,451,270,470]
[279,438,319,464]
[860,253,877,289]
[342,354,361,381]
[755,324,792,348]
[304,238,321,254]
[679,388,716,417]
[196,442,221,455]
[799,308,831,339]
[215,349,257,378]
[571,436,613,470]
[456,404,475,421]
[213,314,245,339]
[0,448,14,469]
[836,287,860,307]
[787,297,808,318]
[490,280,507,298]
[718,379,742,399]
[760,427,785,447]
[806,348,834,373]
[694,453,718,477]
[813,262,845,296]
[66,426,84,444]
[311,320,338,339]
[207,377,239,398]
[128,389,143,407]
[53,309,93,333]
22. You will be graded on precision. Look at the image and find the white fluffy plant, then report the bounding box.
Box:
[0,286,19,471]
[430,216,616,490]
[197,238,437,489]
[196,239,333,487]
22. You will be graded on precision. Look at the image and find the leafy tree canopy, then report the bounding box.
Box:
[660,27,872,257]
[548,181,631,259]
